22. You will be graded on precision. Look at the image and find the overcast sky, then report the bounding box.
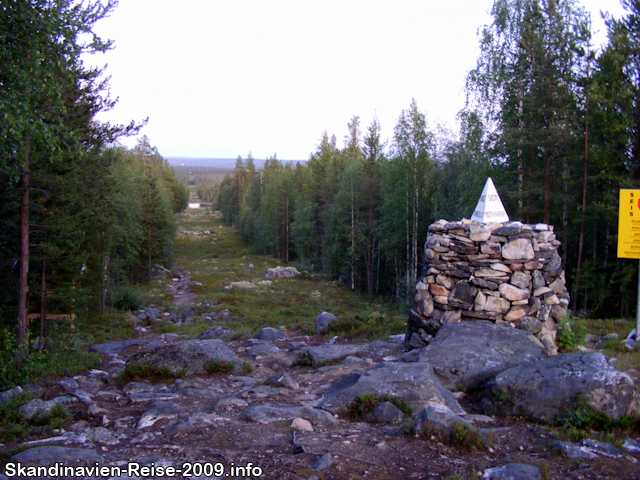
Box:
[84,0,627,160]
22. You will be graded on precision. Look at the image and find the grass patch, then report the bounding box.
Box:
[171,211,408,342]
[0,391,70,444]
[118,363,184,383]
[0,325,104,391]
[555,399,640,441]
[556,318,588,352]
[347,393,413,421]
[448,422,486,452]
[205,360,235,375]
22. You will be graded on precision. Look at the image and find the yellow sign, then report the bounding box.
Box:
[618,189,640,259]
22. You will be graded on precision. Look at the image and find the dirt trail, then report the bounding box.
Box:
[4,209,639,480]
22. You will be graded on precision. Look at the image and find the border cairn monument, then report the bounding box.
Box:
[407,178,569,356]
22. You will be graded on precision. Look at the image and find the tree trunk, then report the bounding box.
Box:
[17,141,31,357]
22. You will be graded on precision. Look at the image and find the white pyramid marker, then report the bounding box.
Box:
[471,177,509,224]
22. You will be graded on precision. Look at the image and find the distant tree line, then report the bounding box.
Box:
[217,0,640,318]
[0,1,188,353]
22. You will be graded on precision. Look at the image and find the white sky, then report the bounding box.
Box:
[84,0,627,160]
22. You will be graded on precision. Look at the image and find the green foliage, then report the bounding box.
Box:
[118,363,184,383]
[0,391,71,444]
[556,399,640,437]
[448,423,486,452]
[205,360,235,375]
[242,362,253,374]
[347,393,413,420]
[556,319,588,351]
[0,326,101,391]
[110,284,145,311]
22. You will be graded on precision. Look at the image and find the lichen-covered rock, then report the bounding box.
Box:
[418,321,546,392]
[126,339,241,376]
[314,361,465,415]
[314,311,339,333]
[484,352,639,421]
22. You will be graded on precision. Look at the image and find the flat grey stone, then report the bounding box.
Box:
[414,405,472,435]
[482,463,541,480]
[197,325,236,340]
[623,438,640,453]
[238,405,338,426]
[418,321,546,392]
[247,343,282,358]
[58,377,79,392]
[86,427,119,446]
[126,339,240,376]
[128,392,180,403]
[264,372,299,390]
[372,401,404,424]
[315,361,464,416]
[10,446,104,465]
[0,386,23,405]
[553,440,599,459]
[298,344,365,366]
[137,401,181,429]
[254,327,290,341]
[313,453,333,471]
[20,396,76,420]
[580,439,627,459]
[90,339,147,355]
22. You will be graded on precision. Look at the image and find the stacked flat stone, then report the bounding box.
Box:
[407,220,570,355]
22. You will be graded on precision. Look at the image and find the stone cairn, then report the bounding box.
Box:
[407,220,570,356]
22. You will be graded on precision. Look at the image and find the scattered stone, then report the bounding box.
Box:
[128,392,180,403]
[482,463,541,480]
[623,438,640,453]
[414,405,472,436]
[254,327,290,341]
[0,386,23,405]
[20,396,76,420]
[86,427,119,446]
[314,312,339,333]
[580,439,628,459]
[238,405,338,426]
[372,401,404,424]
[291,417,314,432]
[265,266,301,279]
[313,453,333,471]
[264,372,300,390]
[137,401,182,429]
[10,446,104,465]
[197,325,237,340]
[298,344,365,366]
[215,397,249,411]
[90,339,148,355]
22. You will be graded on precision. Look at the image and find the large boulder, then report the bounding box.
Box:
[297,344,366,366]
[418,321,547,392]
[314,361,465,416]
[126,339,241,376]
[484,352,639,422]
[264,266,301,279]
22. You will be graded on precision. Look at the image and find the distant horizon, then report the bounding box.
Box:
[166,156,306,169]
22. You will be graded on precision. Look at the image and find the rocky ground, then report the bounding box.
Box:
[2,210,640,480]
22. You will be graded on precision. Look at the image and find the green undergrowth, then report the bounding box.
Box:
[205,360,235,375]
[347,393,413,420]
[555,399,640,443]
[0,391,70,445]
[171,209,407,341]
[118,362,185,383]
